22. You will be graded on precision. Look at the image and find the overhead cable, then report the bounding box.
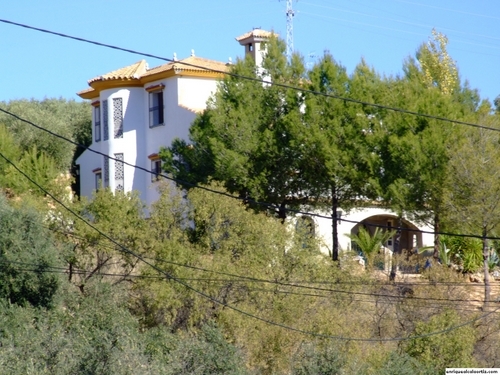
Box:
[3,106,500,243]
[0,18,498,134]
[1,149,497,342]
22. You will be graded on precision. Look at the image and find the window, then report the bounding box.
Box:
[93,167,102,190]
[95,172,102,189]
[149,90,164,127]
[93,103,101,142]
[151,159,162,182]
[148,153,162,182]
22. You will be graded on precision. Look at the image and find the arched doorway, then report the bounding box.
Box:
[349,214,423,272]
[349,214,422,252]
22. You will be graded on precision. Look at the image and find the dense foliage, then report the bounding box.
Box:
[0,99,91,200]
[0,98,91,170]
[2,183,499,374]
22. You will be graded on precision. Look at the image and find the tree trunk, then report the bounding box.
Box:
[331,187,339,262]
[278,200,287,224]
[482,229,491,308]
[389,215,402,281]
[433,212,440,260]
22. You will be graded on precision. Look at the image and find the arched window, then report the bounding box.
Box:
[296,215,315,238]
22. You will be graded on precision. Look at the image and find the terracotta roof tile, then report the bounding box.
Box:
[77,87,96,97]
[142,56,228,77]
[236,29,275,42]
[78,56,227,98]
[88,60,148,83]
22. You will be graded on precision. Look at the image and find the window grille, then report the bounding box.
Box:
[113,98,123,138]
[114,153,124,192]
[102,100,109,141]
[103,156,110,187]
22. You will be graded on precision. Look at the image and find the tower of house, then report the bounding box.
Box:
[235,29,274,68]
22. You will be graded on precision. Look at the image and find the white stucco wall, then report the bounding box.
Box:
[141,75,220,206]
[178,76,219,113]
[94,88,146,199]
[75,145,101,199]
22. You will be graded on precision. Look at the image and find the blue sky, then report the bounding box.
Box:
[1,0,499,105]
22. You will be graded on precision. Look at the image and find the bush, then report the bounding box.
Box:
[442,235,483,273]
[404,309,477,371]
[0,195,62,308]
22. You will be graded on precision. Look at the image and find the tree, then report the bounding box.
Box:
[0,124,22,190]
[377,352,433,375]
[134,181,295,331]
[303,53,378,260]
[346,227,396,270]
[404,309,477,370]
[161,323,248,375]
[0,282,174,375]
[416,29,459,96]
[291,341,346,375]
[57,188,149,291]
[373,31,473,268]
[163,40,377,261]
[442,106,500,305]
[162,36,309,223]
[3,144,66,199]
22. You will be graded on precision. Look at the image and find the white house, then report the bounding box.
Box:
[76,29,434,257]
[76,53,229,207]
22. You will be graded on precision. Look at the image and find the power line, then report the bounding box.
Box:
[33,223,500,298]
[0,203,492,313]
[2,207,490,290]
[0,18,498,134]
[142,256,488,305]
[2,21,500,245]
[0,258,489,313]
[0,106,293,217]
[301,1,500,44]
[21,208,500,300]
[3,19,500,240]
[3,105,500,243]
[392,0,500,21]
[1,149,497,342]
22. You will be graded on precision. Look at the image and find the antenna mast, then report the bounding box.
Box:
[284,0,295,60]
